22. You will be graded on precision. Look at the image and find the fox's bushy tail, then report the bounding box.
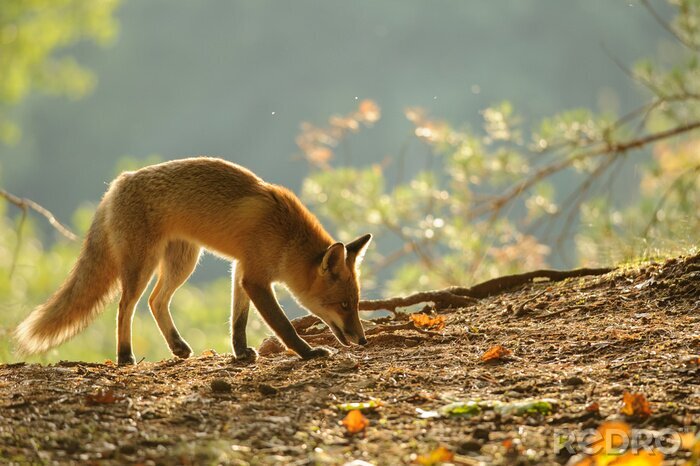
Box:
[15,206,119,355]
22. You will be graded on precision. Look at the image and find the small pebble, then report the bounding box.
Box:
[210,378,232,393]
[458,438,483,453]
[258,383,278,396]
[563,376,585,386]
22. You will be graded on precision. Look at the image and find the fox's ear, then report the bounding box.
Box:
[321,242,346,276]
[346,233,372,267]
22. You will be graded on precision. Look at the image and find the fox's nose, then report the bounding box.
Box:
[358,336,368,345]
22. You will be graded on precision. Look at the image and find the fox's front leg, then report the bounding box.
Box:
[241,279,330,359]
[231,269,257,361]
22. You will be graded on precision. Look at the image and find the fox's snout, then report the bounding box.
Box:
[326,316,367,347]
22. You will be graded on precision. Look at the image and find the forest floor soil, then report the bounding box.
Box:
[2,254,700,465]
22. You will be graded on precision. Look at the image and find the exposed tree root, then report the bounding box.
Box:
[358,266,614,312]
[257,266,614,356]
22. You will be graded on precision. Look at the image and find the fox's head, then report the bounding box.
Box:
[301,233,373,347]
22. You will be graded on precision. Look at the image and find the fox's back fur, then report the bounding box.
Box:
[15,157,335,355]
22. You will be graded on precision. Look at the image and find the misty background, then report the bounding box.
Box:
[1,0,668,281]
[5,0,694,365]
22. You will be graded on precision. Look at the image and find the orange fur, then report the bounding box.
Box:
[15,157,372,363]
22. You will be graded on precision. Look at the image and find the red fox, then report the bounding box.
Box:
[15,157,372,364]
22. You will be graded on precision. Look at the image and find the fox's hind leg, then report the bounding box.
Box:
[117,252,160,365]
[148,240,201,360]
[231,264,256,361]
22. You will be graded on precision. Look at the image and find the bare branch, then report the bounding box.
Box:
[0,189,78,241]
[470,120,700,220]
[641,0,700,52]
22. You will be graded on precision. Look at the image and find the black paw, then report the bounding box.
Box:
[117,350,135,366]
[301,346,333,360]
[171,339,193,359]
[234,346,258,362]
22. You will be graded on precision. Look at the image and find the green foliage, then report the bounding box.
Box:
[0,0,120,143]
[299,1,700,294]
[0,200,269,364]
[301,102,554,294]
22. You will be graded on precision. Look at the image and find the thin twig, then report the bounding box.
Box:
[470,120,700,219]
[641,0,700,52]
[553,154,618,251]
[0,189,77,241]
[642,164,700,237]
[1,189,77,278]
[8,208,27,278]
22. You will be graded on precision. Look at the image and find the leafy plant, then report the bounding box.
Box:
[299,1,700,294]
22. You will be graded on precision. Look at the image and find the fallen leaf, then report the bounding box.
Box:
[201,349,216,357]
[593,421,631,451]
[496,398,556,415]
[86,388,119,405]
[410,313,446,331]
[337,400,382,412]
[571,421,661,466]
[342,410,369,434]
[585,402,600,413]
[481,345,511,362]
[620,392,652,418]
[676,431,697,451]
[419,398,556,419]
[438,400,481,417]
[416,445,453,466]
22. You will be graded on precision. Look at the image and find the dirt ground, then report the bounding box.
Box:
[1,254,699,465]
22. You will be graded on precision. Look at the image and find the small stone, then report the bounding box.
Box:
[258,336,286,356]
[258,383,278,396]
[457,438,483,454]
[563,376,585,386]
[210,378,232,393]
[473,427,491,441]
[119,444,137,455]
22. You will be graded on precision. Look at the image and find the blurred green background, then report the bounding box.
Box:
[2,1,698,364]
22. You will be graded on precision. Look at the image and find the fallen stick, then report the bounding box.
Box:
[359,266,613,312]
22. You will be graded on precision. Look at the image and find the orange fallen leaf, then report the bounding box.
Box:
[593,421,632,451]
[585,402,600,413]
[342,409,369,434]
[571,422,664,466]
[410,313,446,331]
[416,446,454,466]
[86,388,120,405]
[201,349,216,357]
[620,392,652,418]
[679,432,697,450]
[481,345,511,362]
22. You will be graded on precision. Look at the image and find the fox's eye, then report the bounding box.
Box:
[341,302,349,310]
